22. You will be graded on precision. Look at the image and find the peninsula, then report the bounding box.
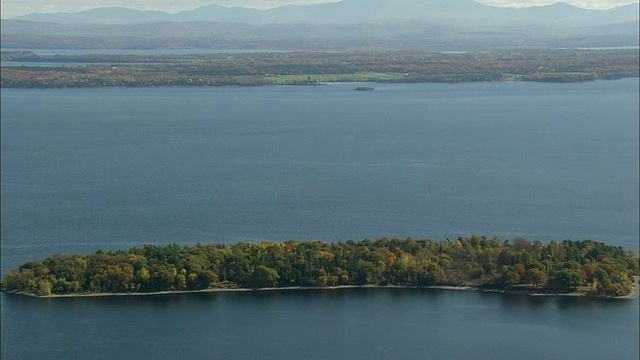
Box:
[2,237,638,298]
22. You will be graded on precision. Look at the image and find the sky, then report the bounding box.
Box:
[2,0,638,18]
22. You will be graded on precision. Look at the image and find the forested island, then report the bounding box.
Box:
[1,49,638,88]
[2,237,638,298]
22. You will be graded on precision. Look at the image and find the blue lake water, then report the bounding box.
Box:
[1,288,638,360]
[1,79,639,359]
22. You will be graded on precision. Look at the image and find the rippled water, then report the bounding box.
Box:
[1,79,638,359]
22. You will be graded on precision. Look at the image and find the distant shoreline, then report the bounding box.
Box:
[2,49,637,88]
[4,279,638,300]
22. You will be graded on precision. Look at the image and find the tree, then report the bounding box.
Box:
[38,280,52,296]
[513,237,532,251]
[552,269,583,292]
[249,265,280,288]
[525,268,548,288]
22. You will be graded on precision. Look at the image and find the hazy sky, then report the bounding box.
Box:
[2,0,638,18]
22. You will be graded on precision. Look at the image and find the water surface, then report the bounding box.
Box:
[1,288,638,360]
[1,79,638,359]
[2,80,638,275]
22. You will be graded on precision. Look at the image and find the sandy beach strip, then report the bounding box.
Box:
[3,279,638,300]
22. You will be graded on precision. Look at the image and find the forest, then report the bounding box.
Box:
[2,236,638,298]
[1,49,637,88]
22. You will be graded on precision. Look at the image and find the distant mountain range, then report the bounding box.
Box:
[7,0,639,26]
[2,0,638,51]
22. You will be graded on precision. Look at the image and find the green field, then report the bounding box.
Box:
[267,72,407,84]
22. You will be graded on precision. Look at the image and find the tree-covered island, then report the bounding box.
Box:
[1,49,638,88]
[2,236,638,298]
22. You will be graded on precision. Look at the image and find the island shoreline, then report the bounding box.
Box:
[4,278,638,300]
[4,239,637,299]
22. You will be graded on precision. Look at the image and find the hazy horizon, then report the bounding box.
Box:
[2,0,638,19]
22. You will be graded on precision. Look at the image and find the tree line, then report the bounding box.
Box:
[3,237,638,297]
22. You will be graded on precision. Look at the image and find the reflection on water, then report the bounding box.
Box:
[2,286,639,360]
[4,288,638,360]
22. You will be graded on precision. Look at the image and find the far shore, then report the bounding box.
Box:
[4,278,638,300]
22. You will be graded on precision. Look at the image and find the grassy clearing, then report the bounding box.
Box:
[266,72,406,84]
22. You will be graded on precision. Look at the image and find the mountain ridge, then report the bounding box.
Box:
[7,0,639,26]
